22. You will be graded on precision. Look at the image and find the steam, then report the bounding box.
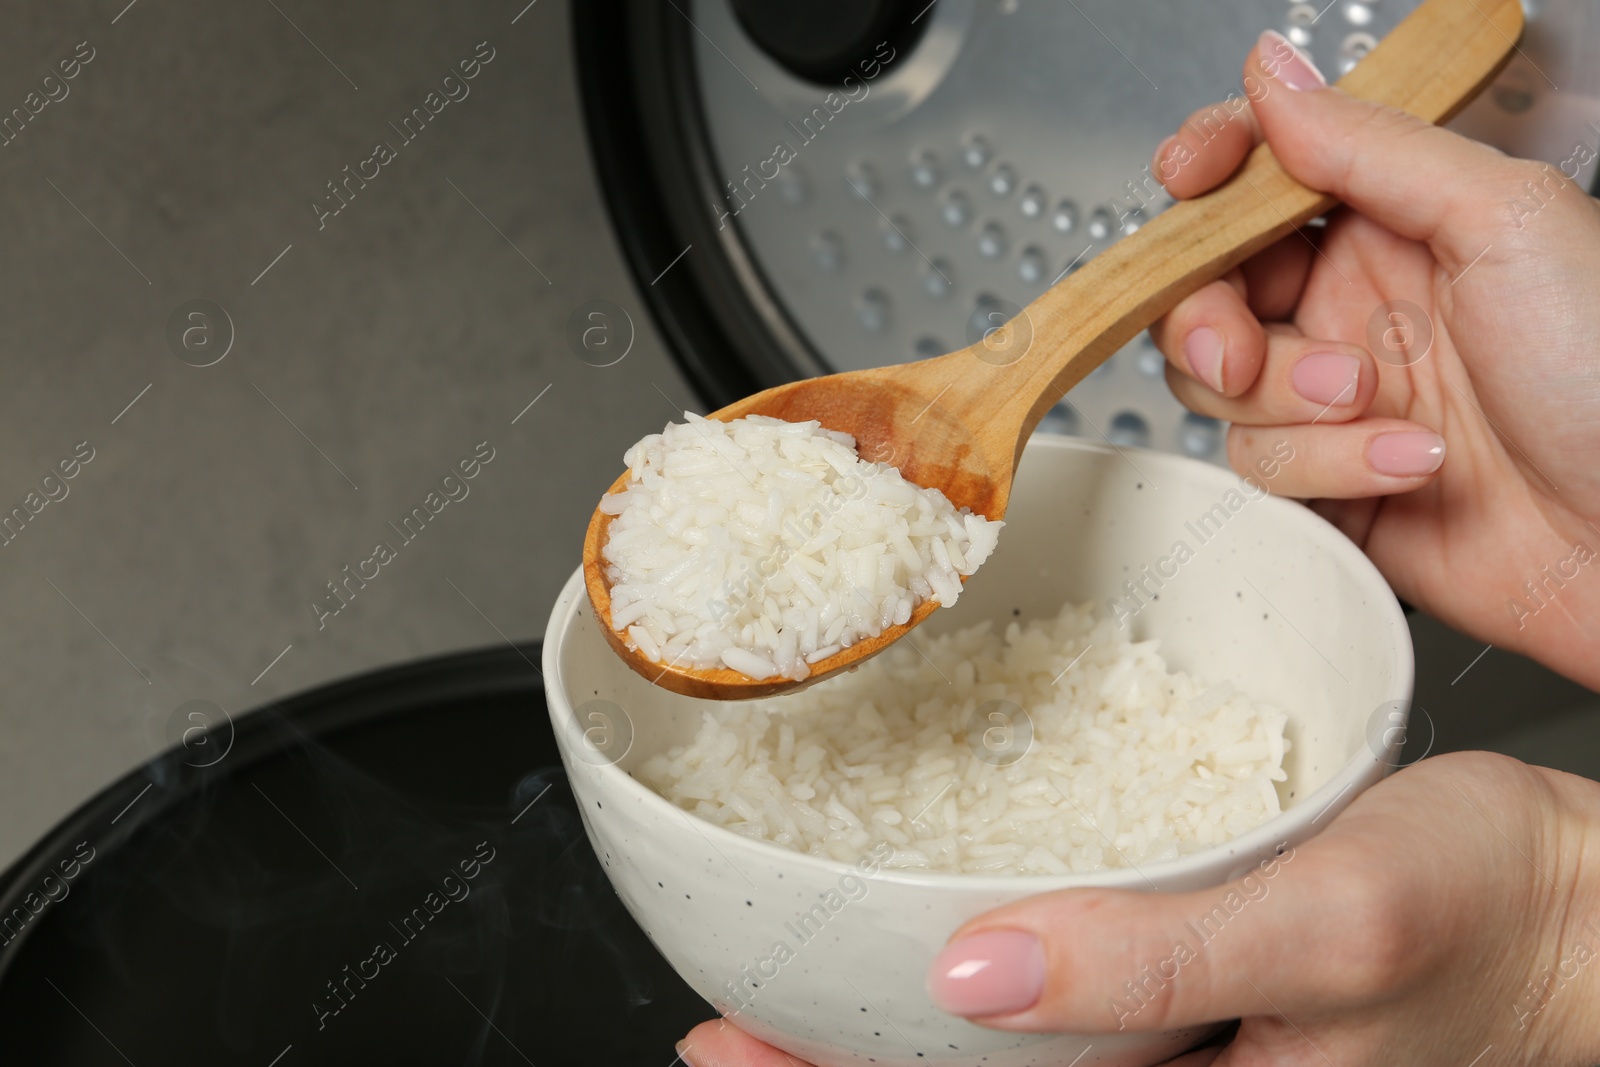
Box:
[59,709,660,1055]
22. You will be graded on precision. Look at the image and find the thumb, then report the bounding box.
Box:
[924,840,1407,1033]
[1246,29,1557,270]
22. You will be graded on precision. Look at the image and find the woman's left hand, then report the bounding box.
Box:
[676,752,1600,1066]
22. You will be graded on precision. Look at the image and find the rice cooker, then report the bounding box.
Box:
[575,0,1600,458]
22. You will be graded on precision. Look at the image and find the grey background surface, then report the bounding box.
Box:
[0,0,1592,872]
[0,0,694,867]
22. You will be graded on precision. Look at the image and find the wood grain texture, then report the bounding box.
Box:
[585,0,1523,699]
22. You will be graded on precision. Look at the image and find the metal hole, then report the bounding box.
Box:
[1108,410,1151,448]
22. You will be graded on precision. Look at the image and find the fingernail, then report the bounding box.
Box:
[675,1041,697,1067]
[927,930,1046,1017]
[1184,326,1227,392]
[1153,133,1178,172]
[1291,352,1361,406]
[1259,30,1326,91]
[1368,432,1446,477]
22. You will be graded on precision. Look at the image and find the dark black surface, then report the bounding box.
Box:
[0,644,706,1066]
[574,0,834,411]
[730,0,932,84]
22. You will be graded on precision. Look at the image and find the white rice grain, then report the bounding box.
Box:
[602,414,1004,680]
[639,601,1291,876]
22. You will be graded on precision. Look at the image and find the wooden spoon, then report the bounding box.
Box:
[584,0,1522,699]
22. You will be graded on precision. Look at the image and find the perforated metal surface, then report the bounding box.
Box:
[688,0,1597,461]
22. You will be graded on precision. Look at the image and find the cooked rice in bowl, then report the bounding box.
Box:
[639,601,1290,876]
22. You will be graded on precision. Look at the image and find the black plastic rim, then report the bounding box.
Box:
[573,0,833,411]
[0,643,707,1065]
[0,644,542,925]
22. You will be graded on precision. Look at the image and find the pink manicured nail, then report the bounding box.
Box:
[1259,30,1326,91]
[1368,432,1446,476]
[1184,326,1227,392]
[1154,134,1178,171]
[1291,352,1360,406]
[927,930,1047,1017]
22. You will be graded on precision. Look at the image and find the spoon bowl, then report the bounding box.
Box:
[584,0,1522,699]
[582,371,1006,699]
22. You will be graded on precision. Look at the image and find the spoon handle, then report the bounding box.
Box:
[979,0,1523,442]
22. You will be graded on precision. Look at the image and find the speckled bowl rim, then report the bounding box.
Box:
[545,436,1415,895]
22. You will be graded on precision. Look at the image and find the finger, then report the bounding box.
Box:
[922,841,1387,1032]
[1236,233,1314,321]
[1226,420,1445,499]
[1309,496,1381,550]
[1247,29,1577,269]
[1165,332,1375,426]
[926,760,1548,1039]
[1153,96,1260,201]
[1159,1049,1226,1067]
[678,1019,812,1067]
[1147,228,1316,390]
[1148,277,1266,397]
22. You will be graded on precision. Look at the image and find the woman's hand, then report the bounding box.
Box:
[673,33,1600,1067]
[1151,31,1600,689]
[678,753,1600,1066]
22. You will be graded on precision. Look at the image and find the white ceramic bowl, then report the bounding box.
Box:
[544,436,1413,1067]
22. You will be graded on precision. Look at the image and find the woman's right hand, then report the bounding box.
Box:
[680,751,1600,1066]
[1149,31,1600,689]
